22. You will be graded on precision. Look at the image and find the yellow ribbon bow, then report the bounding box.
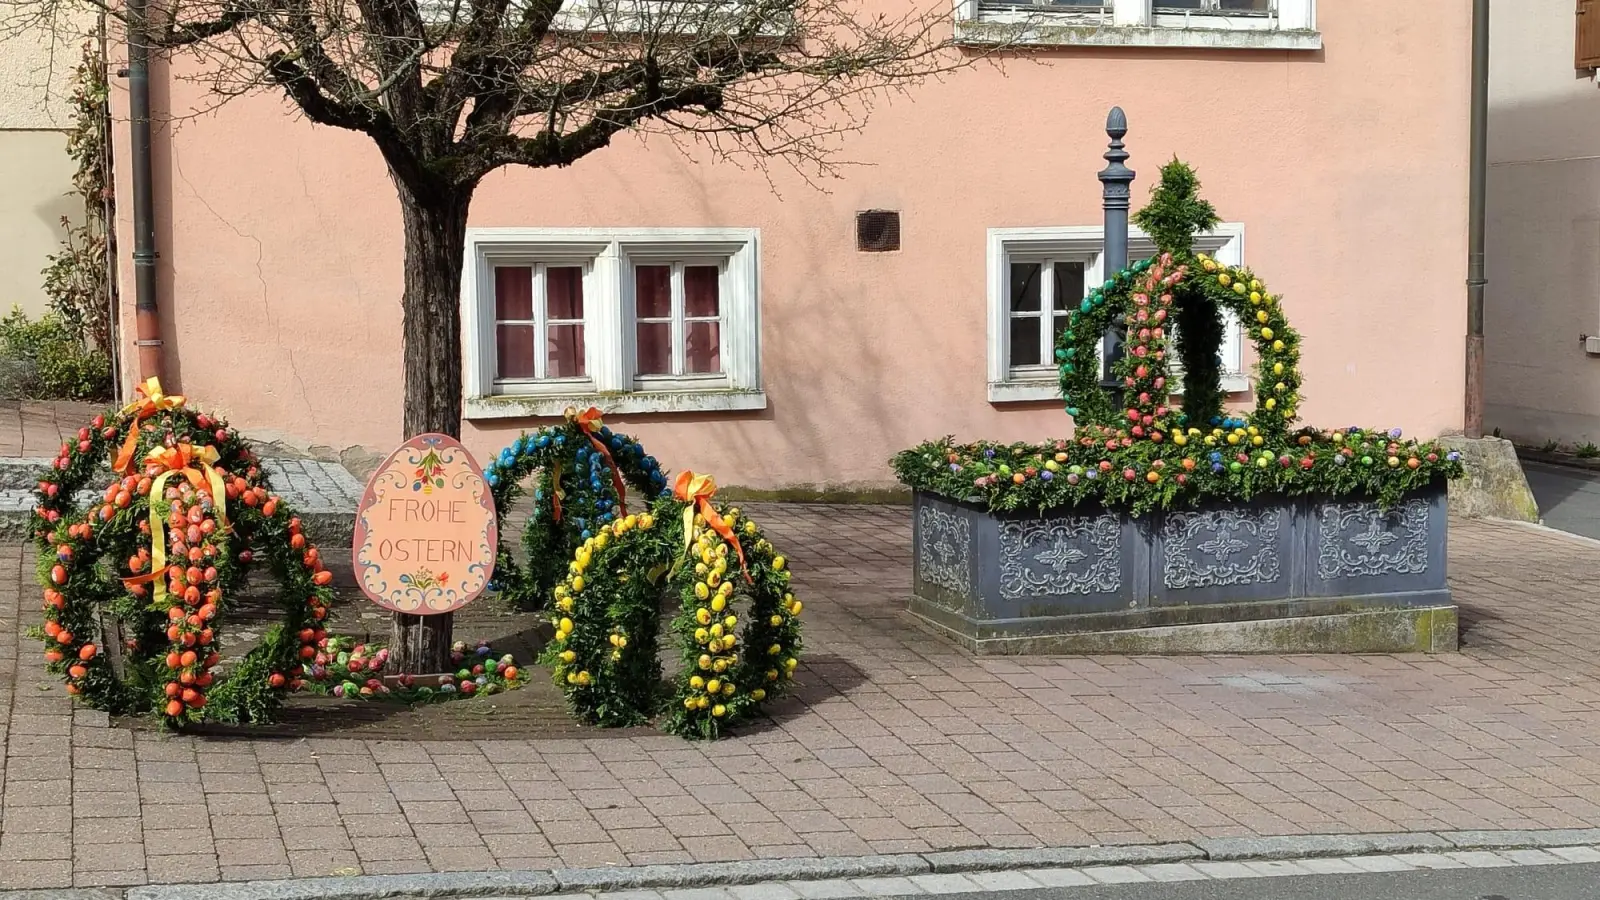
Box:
[113,377,187,475]
[136,443,228,608]
[673,470,750,583]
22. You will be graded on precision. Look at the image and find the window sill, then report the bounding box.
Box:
[954,21,1321,51]
[466,388,768,419]
[988,373,1250,405]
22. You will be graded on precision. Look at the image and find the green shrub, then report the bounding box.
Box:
[0,306,112,401]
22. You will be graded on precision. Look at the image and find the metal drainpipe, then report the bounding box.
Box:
[1465,0,1489,438]
[127,0,164,384]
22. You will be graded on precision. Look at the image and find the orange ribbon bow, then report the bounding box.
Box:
[113,377,186,475]
[121,442,228,606]
[553,406,628,525]
[673,471,750,583]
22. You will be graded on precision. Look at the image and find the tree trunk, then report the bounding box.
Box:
[387,177,475,675]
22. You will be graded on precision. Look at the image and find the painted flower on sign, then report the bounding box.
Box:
[400,568,448,591]
[413,450,446,494]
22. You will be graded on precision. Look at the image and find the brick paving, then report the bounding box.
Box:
[3,510,1600,888]
[3,404,1600,889]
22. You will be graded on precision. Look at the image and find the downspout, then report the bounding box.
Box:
[127,0,164,383]
[1465,0,1489,438]
[99,12,123,402]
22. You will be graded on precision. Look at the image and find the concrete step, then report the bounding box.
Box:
[0,456,364,549]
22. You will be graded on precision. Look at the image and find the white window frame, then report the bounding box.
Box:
[490,260,595,389]
[1003,255,1092,387]
[954,0,1318,50]
[463,227,764,418]
[623,255,730,388]
[986,222,1248,404]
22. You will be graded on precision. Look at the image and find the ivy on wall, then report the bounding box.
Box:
[41,33,115,361]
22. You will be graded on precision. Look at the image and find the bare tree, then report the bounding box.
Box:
[6,0,988,670]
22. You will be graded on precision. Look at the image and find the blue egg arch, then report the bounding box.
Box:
[484,409,672,610]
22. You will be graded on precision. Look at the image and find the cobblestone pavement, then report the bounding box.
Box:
[3,504,1600,889]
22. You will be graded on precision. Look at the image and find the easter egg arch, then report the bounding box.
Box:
[33,382,336,726]
[486,406,672,611]
[542,474,804,739]
[1055,160,1303,442]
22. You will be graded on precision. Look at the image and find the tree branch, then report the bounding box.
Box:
[480,82,726,171]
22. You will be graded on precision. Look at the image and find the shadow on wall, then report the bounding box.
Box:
[1484,90,1600,447]
[148,56,186,394]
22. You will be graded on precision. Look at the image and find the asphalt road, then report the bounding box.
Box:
[1524,461,1600,541]
[871,862,1600,899]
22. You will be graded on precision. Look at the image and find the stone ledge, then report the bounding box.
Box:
[954,20,1322,50]
[466,388,767,419]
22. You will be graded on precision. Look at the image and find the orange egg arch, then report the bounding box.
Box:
[34,386,335,726]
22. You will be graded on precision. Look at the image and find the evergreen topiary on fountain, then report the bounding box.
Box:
[893,161,1463,656]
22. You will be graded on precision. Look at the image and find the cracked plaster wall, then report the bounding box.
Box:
[108,1,1470,490]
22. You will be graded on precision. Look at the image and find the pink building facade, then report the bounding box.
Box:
[110,0,1472,494]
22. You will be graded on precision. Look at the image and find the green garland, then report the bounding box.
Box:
[900,158,1460,516]
[541,490,803,739]
[1054,160,1302,441]
[1132,160,1223,426]
[894,429,1462,518]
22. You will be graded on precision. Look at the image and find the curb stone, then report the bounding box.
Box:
[1437,829,1600,850]
[20,831,1600,900]
[921,844,1202,873]
[551,856,932,891]
[123,872,562,900]
[0,892,120,900]
[1194,833,1455,861]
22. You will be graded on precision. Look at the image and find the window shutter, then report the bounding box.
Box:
[1579,0,1600,69]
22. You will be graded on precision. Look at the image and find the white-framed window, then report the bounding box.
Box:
[627,257,726,384]
[954,0,1318,50]
[492,262,590,385]
[986,223,1247,404]
[463,228,763,418]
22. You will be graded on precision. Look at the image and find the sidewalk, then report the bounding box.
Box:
[4,400,1600,890]
[3,505,1600,889]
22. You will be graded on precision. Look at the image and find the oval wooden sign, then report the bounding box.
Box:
[352,433,498,614]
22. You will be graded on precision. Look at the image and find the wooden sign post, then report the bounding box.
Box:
[352,433,497,675]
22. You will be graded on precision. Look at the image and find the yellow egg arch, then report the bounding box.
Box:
[542,493,804,739]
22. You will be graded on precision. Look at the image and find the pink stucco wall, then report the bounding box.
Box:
[111,2,1470,492]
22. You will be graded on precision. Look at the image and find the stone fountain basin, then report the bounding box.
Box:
[909,484,1453,655]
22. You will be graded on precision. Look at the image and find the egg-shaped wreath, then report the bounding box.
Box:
[485,407,671,611]
[33,380,335,726]
[1054,160,1303,445]
[542,472,803,739]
